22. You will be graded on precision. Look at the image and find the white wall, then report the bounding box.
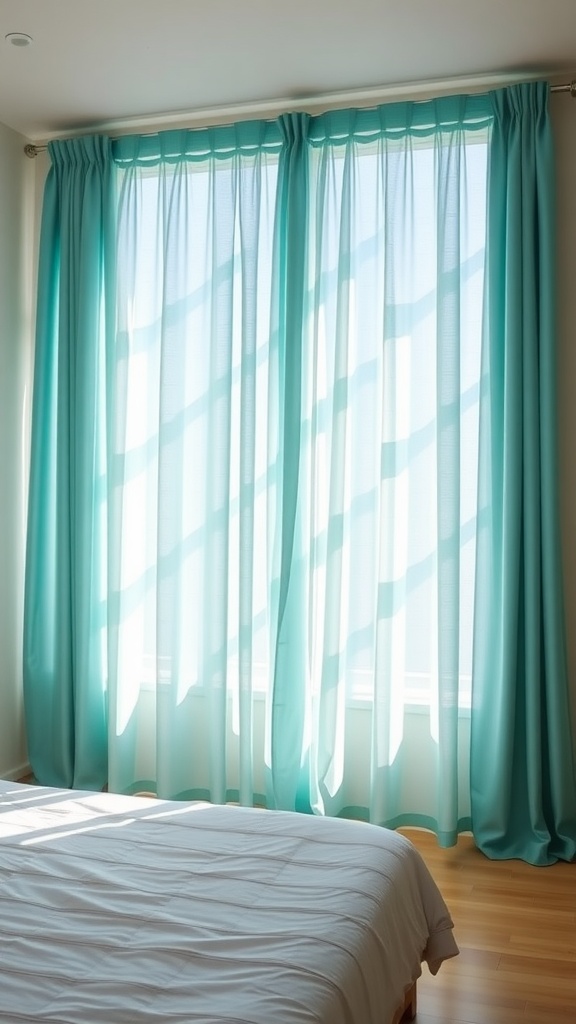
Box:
[553,94,576,748]
[0,121,35,780]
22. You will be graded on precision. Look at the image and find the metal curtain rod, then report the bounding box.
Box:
[23,77,576,158]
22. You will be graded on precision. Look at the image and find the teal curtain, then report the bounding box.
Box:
[269,112,313,813]
[23,136,115,789]
[471,83,576,864]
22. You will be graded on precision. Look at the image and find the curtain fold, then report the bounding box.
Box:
[471,82,576,864]
[23,136,115,790]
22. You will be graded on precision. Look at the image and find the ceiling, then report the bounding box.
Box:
[1,0,576,141]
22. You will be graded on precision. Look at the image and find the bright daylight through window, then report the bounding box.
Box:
[113,127,488,727]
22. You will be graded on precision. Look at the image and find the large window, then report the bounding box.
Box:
[98,101,492,809]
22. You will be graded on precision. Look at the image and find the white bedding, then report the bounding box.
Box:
[0,781,457,1024]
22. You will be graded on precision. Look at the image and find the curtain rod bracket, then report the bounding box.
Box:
[550,79,576,96]
[24,144,38,158]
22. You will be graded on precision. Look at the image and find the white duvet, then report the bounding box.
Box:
[0,781,457,1024]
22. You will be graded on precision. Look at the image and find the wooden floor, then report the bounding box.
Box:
[401,829,576,1024]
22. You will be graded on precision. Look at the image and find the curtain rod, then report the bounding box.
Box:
[550,81,576,95]
[23,77,576,159]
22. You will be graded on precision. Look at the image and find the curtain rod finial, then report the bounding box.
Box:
[24,144,38,158]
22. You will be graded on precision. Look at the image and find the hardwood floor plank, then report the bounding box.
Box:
[399,828,576,1024]
[523,1006,576,1024]
[498,953,576,977]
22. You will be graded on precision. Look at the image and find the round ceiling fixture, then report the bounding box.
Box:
[5,32,33,47]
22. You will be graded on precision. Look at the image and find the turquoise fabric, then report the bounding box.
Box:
[23,136,115,790]
[471,83,576,864]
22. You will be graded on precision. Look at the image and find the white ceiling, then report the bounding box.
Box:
[1,0,576,141]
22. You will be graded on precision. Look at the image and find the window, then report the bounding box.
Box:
[111,112,488,739]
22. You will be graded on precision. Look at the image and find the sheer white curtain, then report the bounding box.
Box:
[108,126,281,801]
[296,105,488,837]
[106,100,489,843]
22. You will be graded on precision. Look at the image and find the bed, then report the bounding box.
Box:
[0,780,458,1023]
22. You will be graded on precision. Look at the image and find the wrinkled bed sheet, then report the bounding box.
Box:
[0,781,458,1023]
